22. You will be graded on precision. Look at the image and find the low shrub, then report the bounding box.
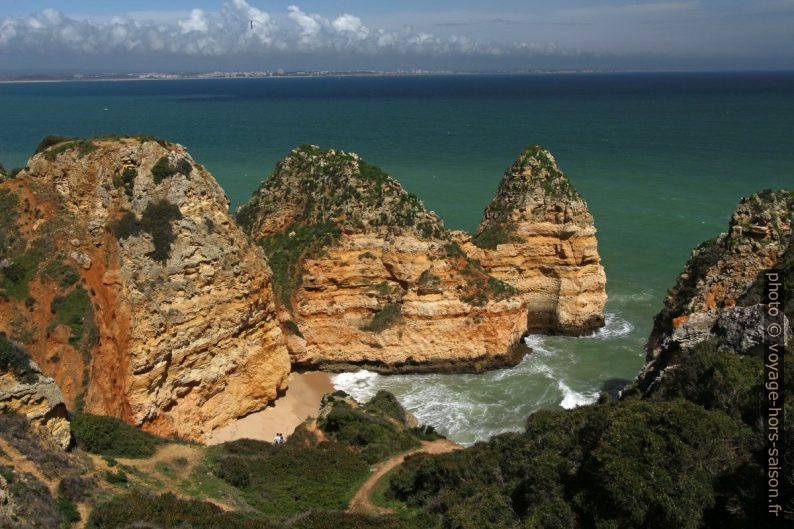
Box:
[363,390,408,424]
[207,439,370,517]
[214,454,251,487]
[104,469,128,484]
[0,334,38,384]
[71,413,163,458]
[57,495,81,527]
[58,475,97,502]
[361,303,402,333]
[111,199,183,262]
[151,155,192,184]
[320,401,419,464]
[35,135,74,154]
[291,511,435,529]
[51,287,93,346]
[86,491,276,529]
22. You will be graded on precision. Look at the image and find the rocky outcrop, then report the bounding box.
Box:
[631,190,794,395]
[0,136,290,441]
[458,145,606,335]
[237,145,530,372]
[0,338,71,450]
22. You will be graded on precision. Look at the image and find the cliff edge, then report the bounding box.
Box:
[0,136,290,441]
[630,189,793,395]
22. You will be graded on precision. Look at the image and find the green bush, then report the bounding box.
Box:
[214,454,252,487]
[0,334,38,384]
[319,401,419,464]
[42,259,80,288]
[56,495,81,527]
[386,400,759,529]
[111,199,183,262]
[361,303,402,333]
[207,438,371,517]
[104,469,128,484]
[87,491,276,529]
[151,155,192,184]
[363,390,408,424]
[471,225,514,249]
[51,287,93,346]
[58,475,96,502]
[35,135,74,154]
[650,340,764,425]
[71,413,163,458]
[259,221,340,308]
[291,511,435,529]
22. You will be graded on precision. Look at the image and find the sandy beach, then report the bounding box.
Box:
[208,371,334,445]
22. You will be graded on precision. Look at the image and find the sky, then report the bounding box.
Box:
[0,0,793,73]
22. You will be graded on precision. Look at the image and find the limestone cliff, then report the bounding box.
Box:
[0,336,71,450]
[237,145,530,372]
[458,145,606,335]
[631,189,794,395]
[0,136,290,441]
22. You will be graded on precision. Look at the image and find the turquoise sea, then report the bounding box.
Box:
[1,73,792,444]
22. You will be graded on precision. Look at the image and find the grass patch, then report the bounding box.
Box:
[71,413,164,458]
[112,199,183,262]
[361,303,403,333]
[51,287,93,346]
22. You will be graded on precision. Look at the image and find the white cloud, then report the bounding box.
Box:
[0,0,565,59]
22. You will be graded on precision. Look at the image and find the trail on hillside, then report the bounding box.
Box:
[347,439,460,515]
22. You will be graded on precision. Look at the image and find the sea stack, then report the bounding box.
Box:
[0,136,290,441]
[236,145,530,372]
[458,145,607,335]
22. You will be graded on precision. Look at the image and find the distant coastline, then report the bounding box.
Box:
[1,68,787,84]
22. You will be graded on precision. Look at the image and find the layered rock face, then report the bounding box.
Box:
[0,337,71,449]
[458,146,606,335]
[631,190,793,395]
[0,136,290,441]
[237,146,530,372]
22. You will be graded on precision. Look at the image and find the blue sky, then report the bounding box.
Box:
[1,1,793,72]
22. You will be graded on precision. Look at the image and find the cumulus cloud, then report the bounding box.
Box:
[0,1,566,59]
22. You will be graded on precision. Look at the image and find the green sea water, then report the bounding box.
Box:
[1,73,792,444]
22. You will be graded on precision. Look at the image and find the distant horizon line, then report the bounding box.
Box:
[1,68,793,83]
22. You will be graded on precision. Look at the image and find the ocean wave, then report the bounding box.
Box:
[330,370,382,402]
[590,311,635,339]
[557,380,599,409]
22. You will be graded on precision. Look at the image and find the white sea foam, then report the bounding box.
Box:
[591,311,634,339]
[557,380,599,409]
[331,306,640,445]
[330,370,381,402]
